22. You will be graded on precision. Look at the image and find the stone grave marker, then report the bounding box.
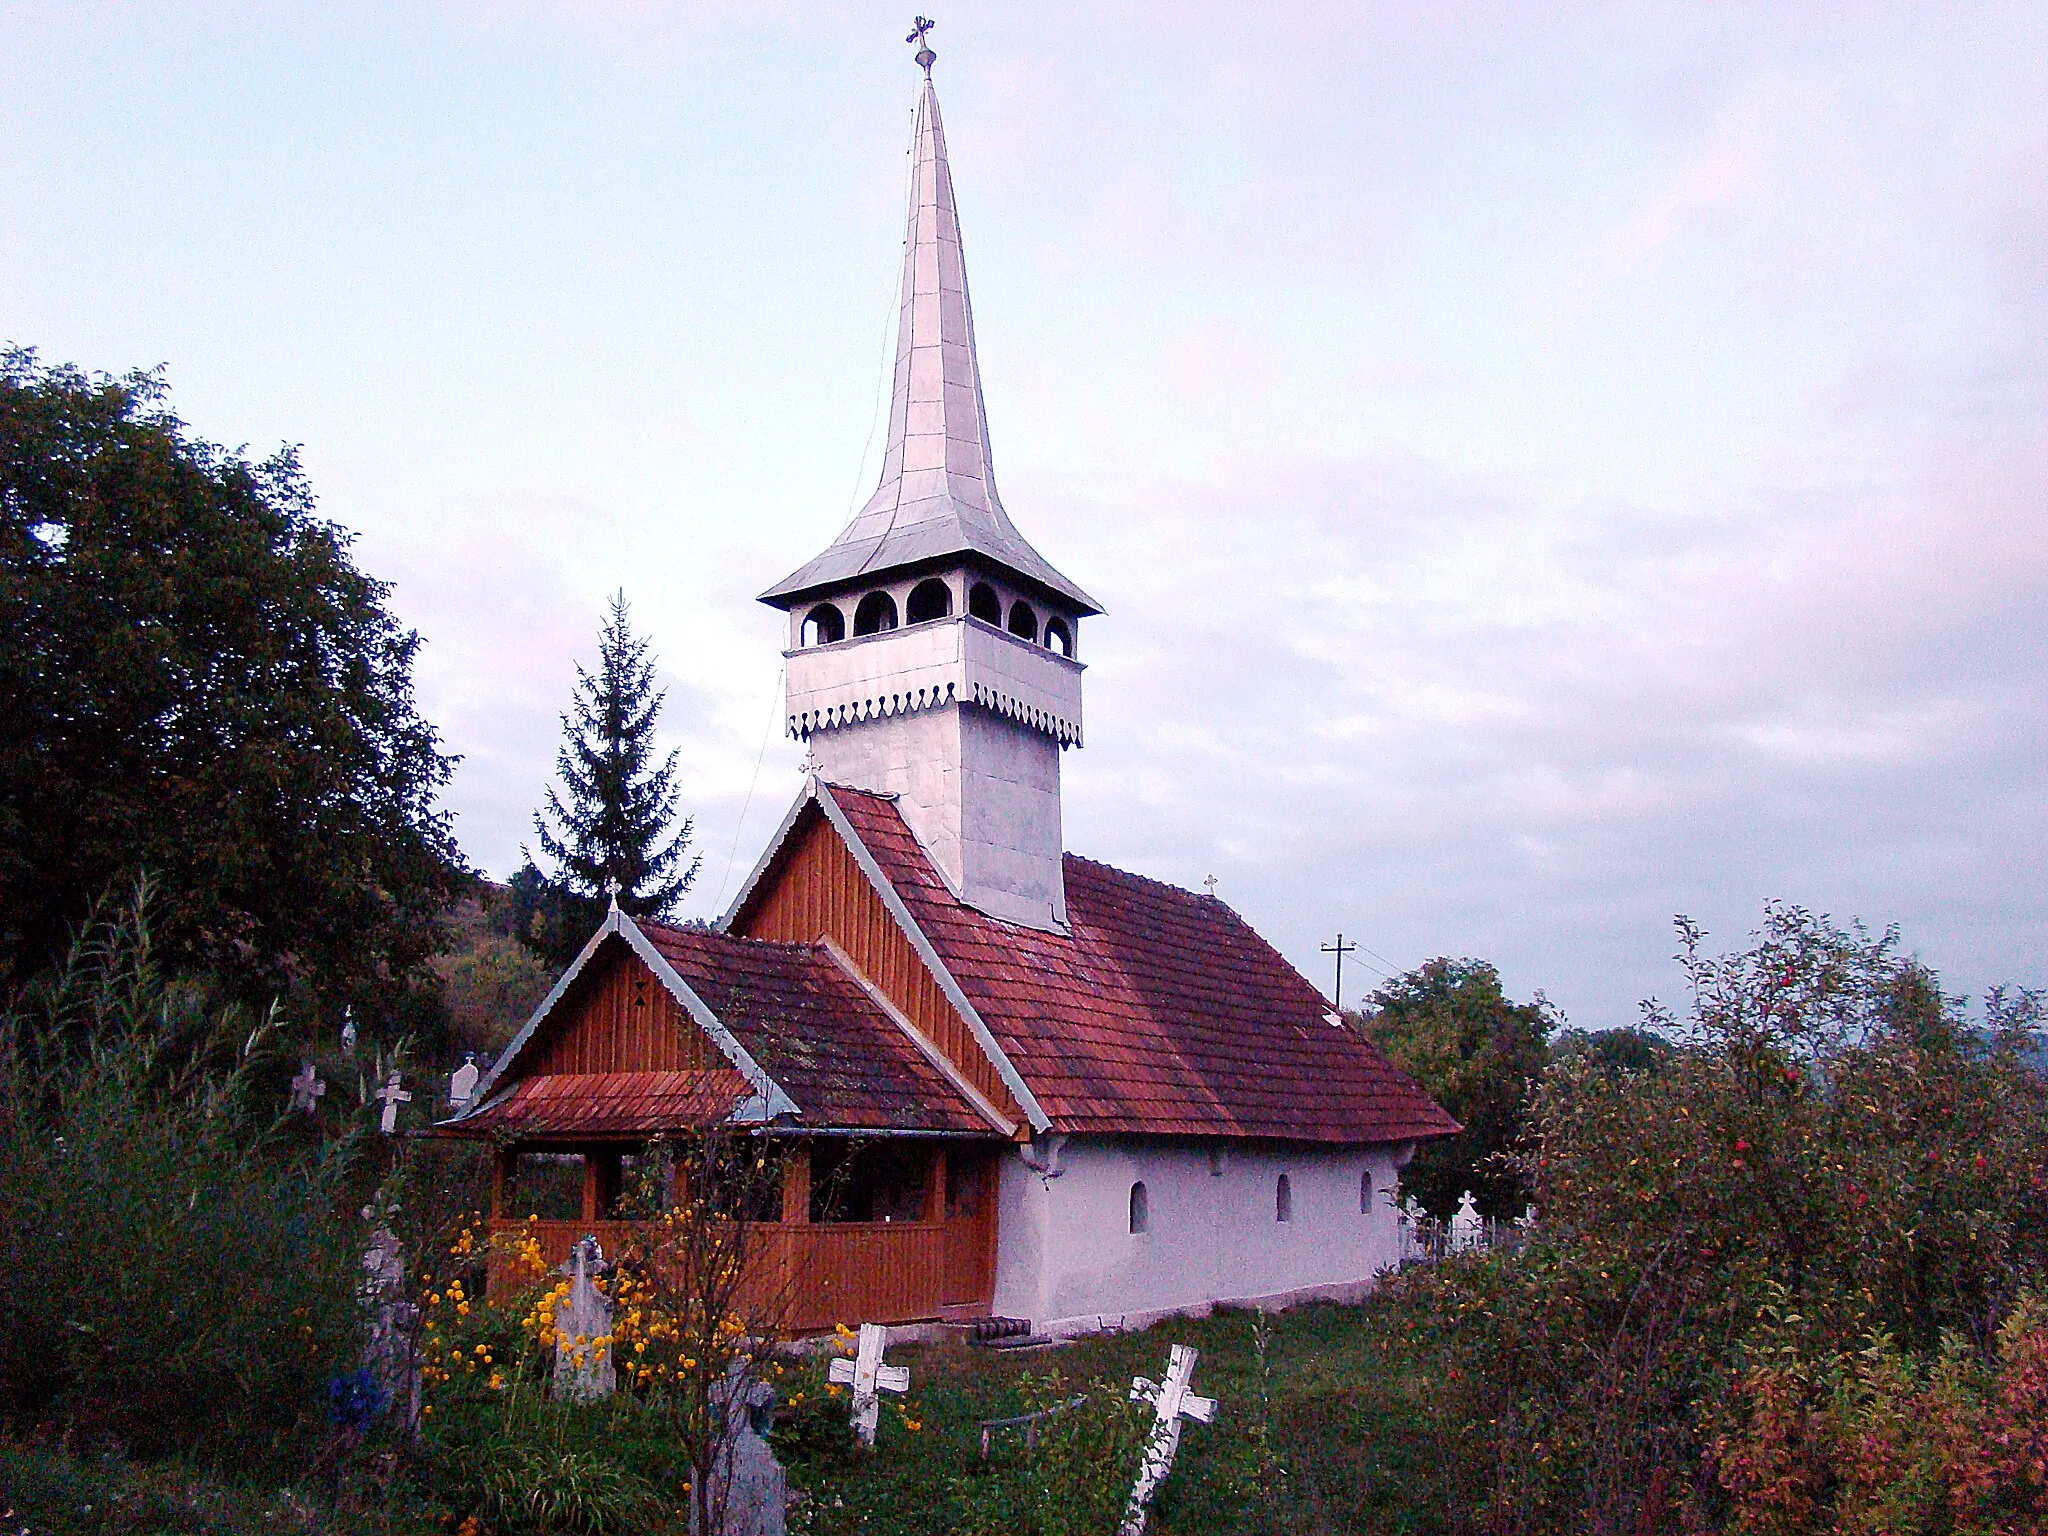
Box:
[1122,1343,1216,1536]
[826,1323,908,1447]
[358,1215,420,1432]
[1450,1190,1482,1252]
[693,1358,786,1536]
[552,1235,616,1401]
[448,1053,480,1112]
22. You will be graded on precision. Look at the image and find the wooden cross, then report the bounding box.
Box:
[1122,1344,1217,1535]
[290,1060,326,1114]
[376,1071,411,1135]
[826,1322,909,1446]
[906,15,936,75]
[603,875,622,909]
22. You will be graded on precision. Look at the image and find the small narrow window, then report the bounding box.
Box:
[968,582,1002,625]
[1360,1168,1374,1213]
[802,603,845,646]
[853,591,898,636]
[1044,617,1073,657]
[1275,1173,1293,1224]
[1207,1146,1223,1177]
[1007,600,1038,642]
[906,578,953,625]
[1128,1181,1150,1235]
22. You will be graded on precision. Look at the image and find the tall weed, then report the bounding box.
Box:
[0,889,364,1456]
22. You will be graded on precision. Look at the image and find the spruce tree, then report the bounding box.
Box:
[528,594,699,955]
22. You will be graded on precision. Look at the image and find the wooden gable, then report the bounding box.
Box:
[729,806,1023,1129]
[523,937,720,1077]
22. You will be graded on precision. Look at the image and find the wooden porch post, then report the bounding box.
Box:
[491,1145,516,1221]
[924,1146,948,1223]
[781,1143,811,1225]
[581,1152,601,1222]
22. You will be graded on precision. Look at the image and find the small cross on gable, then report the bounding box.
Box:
[826,1322,910,1446]
[290,1060,326,1114]
[1123,1344,1217,1534]
[376,1071,411,1134]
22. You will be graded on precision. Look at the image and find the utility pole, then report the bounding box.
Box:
[1322,933,1359,1011]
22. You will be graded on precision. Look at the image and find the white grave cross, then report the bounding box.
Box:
[376,1071,411,1134]
[290,1060,327,1114]
[826,1322,909,1446]
[1122,1343,1217,1535]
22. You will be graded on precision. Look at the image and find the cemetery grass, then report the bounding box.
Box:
[775,1301,1446,1536]
[0,1298,1444,1536]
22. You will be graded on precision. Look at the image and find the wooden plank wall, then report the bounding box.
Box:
[487,1217,990,1330]
[528,944,717,1075]
[733,813,1020,1125]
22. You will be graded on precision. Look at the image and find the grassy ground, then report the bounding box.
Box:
[776,1303,1447,1536]
[0,1300,1447,1536]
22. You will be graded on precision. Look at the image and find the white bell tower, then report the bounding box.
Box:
[759,43,1098,933]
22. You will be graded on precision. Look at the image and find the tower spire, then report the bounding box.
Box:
[760,44,1098,615]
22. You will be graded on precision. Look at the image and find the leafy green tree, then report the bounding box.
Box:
[0,350,465,1020]
[527,593,699,961]
[1550,1025,1674,1078]
[1360,957,1553,1218]
[1374,905,2048,1533]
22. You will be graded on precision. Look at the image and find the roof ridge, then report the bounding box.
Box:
[639,918,823,957]
[1062,851,1232,909]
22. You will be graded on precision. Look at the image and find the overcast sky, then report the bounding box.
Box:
[5,2,2044,1030]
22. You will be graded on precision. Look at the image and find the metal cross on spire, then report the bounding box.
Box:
[603,875,622,910]
[907,15,936,75]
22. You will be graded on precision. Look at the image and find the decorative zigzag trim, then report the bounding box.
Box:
[789,679,1081,746]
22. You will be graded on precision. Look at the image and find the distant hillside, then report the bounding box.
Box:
[429,880,554,1058]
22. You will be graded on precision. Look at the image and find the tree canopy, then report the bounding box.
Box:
[527,592,699,962]
[0,349,465,1019]
[1360,956,1554,1218]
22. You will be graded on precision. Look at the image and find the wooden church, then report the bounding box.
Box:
[444,43,1456,1338]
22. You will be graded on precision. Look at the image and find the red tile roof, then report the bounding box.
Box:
[461,1069,751,1137]
[636,925,993,1136]
[824,785,1460,1145]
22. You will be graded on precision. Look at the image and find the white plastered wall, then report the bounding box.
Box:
[805,701,1067,931]
[991,1136,1413,1335]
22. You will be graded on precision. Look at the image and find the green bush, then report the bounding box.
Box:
[1366,904,2048,1533]
[0,892,364,1457]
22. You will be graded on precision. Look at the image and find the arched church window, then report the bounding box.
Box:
[853,591,898,636]
[1276,1174,1293,1224]
[1007,600,1037,642]
[1360,1168,1374,1214]
[907,578,953,625]
[968,582,1001,625]
[802,603,845,646]
[1129,1181,1150,1235]
[1044,617,1073,657]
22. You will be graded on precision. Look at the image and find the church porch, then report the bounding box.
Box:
[482,1134,999,1334]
